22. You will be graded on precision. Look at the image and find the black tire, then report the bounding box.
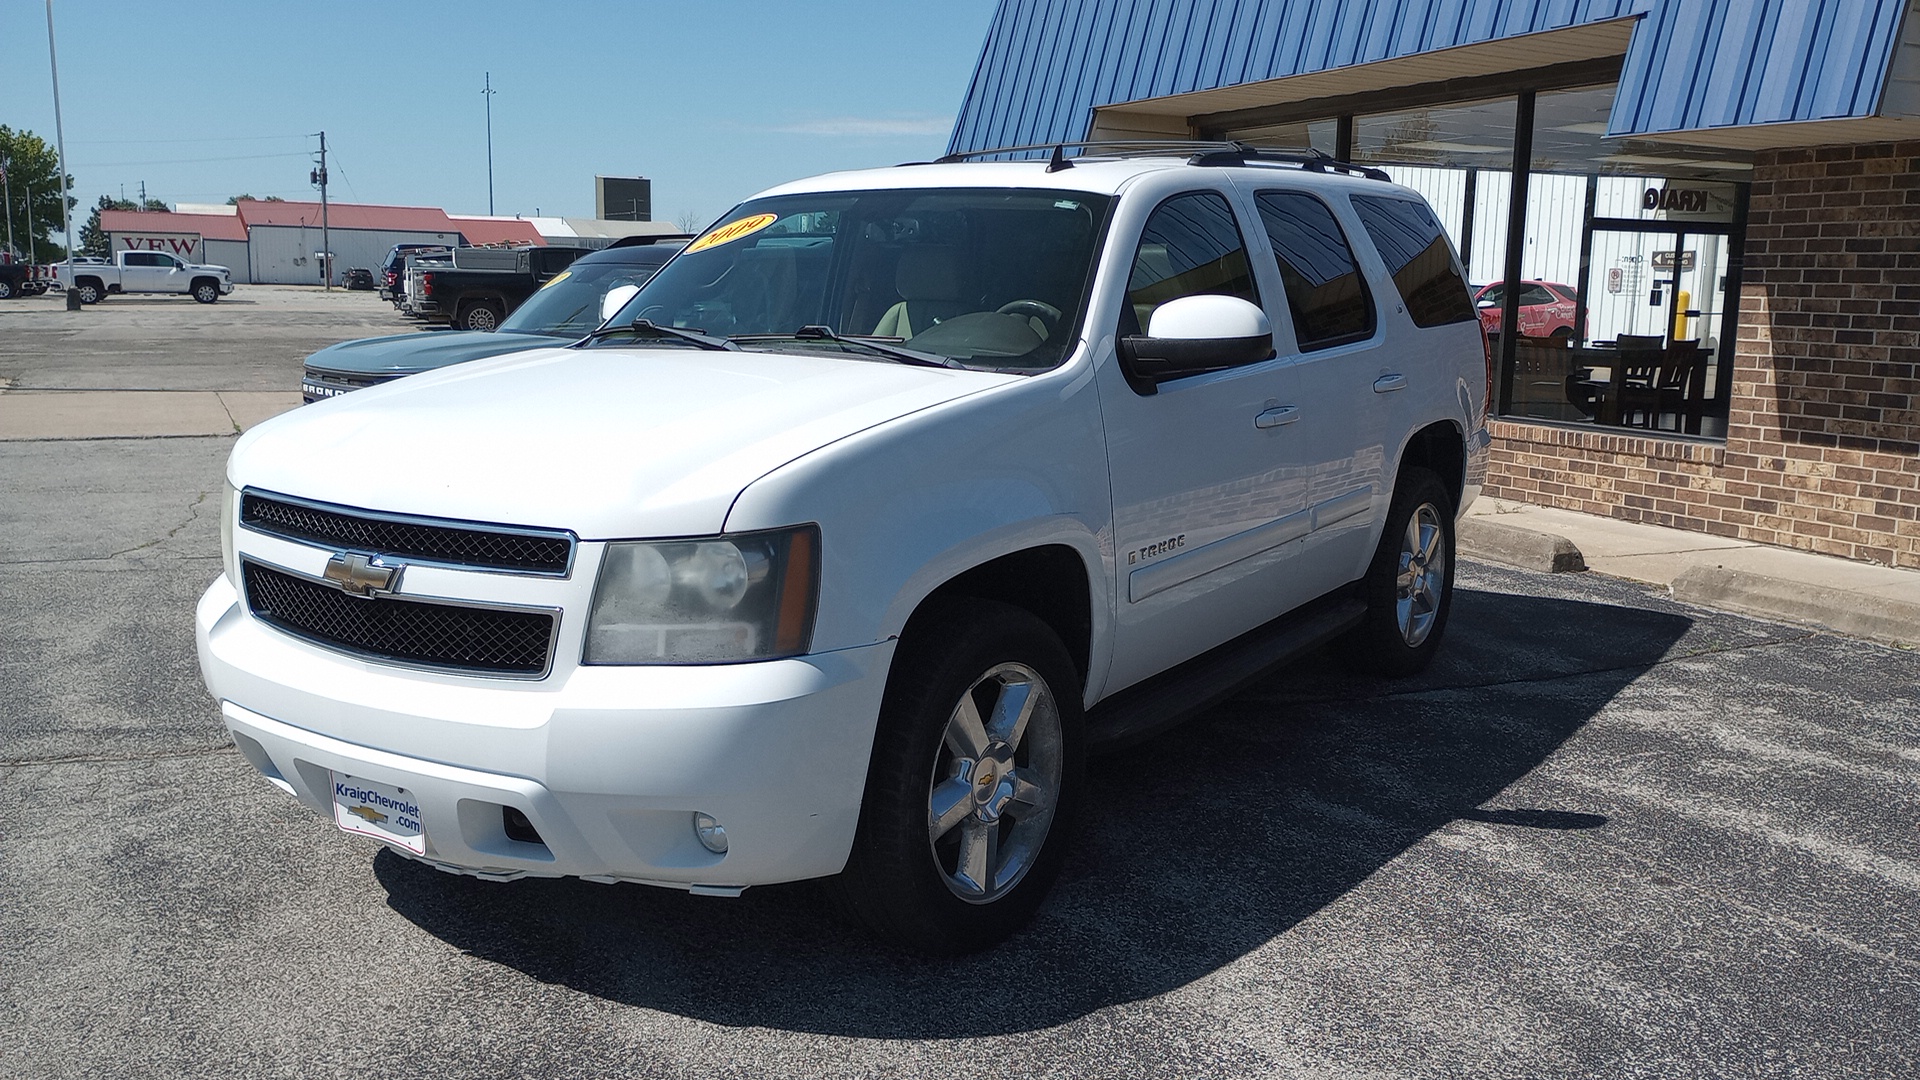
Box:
[456,300,503,331]
[837,598,1084,955]
[1347,467,1456,677]
[192,279,220,304]
[0,278,13,300]
[75,279,103,304]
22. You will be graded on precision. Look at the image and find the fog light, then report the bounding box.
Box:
[692,812,728,854]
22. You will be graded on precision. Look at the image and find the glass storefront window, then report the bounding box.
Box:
[1514,85,1751,437]
[1221,80,1751,441]
[1351,96,1516,286]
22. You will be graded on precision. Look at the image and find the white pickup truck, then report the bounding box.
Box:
[59,250,235,304]
[199,144,1489,953]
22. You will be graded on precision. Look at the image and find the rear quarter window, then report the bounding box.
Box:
[1350,195,1476,329]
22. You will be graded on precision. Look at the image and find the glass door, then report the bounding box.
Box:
[1579,223,1732,434]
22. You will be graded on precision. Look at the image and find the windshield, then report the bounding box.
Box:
[497,255,673,337]
[602,187,1112,371]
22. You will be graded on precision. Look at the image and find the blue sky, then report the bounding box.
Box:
[2,0,1000,231]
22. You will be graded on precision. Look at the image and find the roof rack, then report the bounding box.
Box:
[927,140,1391,181]
[607,233,696,249]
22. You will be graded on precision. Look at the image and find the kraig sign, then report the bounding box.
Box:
[117,233,205,261]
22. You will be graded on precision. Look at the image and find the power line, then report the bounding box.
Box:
[75,151,310,167]
[68,135,307,146]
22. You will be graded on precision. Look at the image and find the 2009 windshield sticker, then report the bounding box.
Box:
[538,269,572,291]
[686,213,779,254]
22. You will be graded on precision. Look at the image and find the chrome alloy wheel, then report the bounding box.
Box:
[927,661,1063,904]
[1396,502,1447,647]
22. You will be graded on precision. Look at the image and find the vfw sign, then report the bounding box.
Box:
[117,233,205,261]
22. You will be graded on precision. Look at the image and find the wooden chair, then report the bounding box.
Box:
[1616,340,1703,431]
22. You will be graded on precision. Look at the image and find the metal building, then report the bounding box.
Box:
[234,201,541,286]
[101,210,252,282]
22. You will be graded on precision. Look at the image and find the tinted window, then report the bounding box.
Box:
[1254,192,1375,350]
[1519,284,1556,306]
[1124,191,1259,337]
[1350,195,1476,328]
[124,252,158,267]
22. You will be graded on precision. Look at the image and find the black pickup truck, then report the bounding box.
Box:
[406,245,589,330]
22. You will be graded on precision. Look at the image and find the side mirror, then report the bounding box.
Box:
[600,283,642,324]
[1117,294,1274,390]
[1476,298,1498,309]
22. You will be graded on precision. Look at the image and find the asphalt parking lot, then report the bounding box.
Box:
[2,287,1916,1079]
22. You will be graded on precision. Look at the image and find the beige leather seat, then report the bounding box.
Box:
[872,247,968,339]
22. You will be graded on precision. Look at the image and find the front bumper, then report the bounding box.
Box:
[197,574,892,889]
[220,280,235,295]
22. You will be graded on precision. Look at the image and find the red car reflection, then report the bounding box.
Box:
[1474,280,1581,339]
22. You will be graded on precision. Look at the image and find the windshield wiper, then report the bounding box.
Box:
[578,318,738,351]
[735,325,966,369]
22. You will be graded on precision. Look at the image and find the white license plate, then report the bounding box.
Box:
[331,773,426,855]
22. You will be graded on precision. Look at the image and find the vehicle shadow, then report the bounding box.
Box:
[374,584,1692,1037]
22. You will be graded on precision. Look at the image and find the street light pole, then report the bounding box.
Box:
[46,0,78,308]
[483,72,496,215]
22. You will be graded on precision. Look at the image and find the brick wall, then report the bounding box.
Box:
[1485,142,1920,569]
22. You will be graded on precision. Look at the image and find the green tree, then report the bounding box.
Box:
[225,194,284,204]
[0,125,76,262]
[78,195,168,258]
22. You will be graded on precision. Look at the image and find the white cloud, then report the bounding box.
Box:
[772,117,955,138]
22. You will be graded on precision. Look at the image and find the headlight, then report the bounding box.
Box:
[220,483,240,587]
[583,525,818,665]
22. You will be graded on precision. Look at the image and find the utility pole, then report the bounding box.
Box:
[3,153,14,259]
[25,186,35,262]
[138,179,146,208]
[47,0,78,309]
[483,72,496,215]
[312,131,330,290]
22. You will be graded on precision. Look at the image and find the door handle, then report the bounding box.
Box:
[1255,406,1299,429]
[1373,374,1407,393]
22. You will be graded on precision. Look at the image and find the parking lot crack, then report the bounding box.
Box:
[104,488,214,559]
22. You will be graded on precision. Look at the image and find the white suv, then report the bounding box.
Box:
[197,145,1489,953]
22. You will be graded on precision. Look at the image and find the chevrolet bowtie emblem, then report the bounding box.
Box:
[346,805,389,825]
[323,552,401,597]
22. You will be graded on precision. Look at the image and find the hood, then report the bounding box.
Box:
[234,345,1018,538]
[188,263,232,275]
[303,330,560,376]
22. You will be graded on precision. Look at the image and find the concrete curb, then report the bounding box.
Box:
[1671,565,1920,647]
[1458,518,1587,574]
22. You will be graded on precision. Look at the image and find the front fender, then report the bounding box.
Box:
[723,360,1116,702]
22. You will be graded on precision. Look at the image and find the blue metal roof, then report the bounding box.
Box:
[949,0,1912,152]
[1611,0,1910,135]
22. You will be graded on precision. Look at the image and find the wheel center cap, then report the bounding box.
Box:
[971,743,1015,821]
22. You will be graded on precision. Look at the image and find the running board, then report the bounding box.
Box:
[1086,593,1367,752]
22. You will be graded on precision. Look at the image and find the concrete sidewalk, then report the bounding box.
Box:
[1461,497,1920,646]
[0,389,301,440]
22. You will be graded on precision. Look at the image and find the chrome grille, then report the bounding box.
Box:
[240,491,573,575]
[242,561,555,677]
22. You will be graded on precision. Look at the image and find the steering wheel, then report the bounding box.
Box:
[996,299,1062,334]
